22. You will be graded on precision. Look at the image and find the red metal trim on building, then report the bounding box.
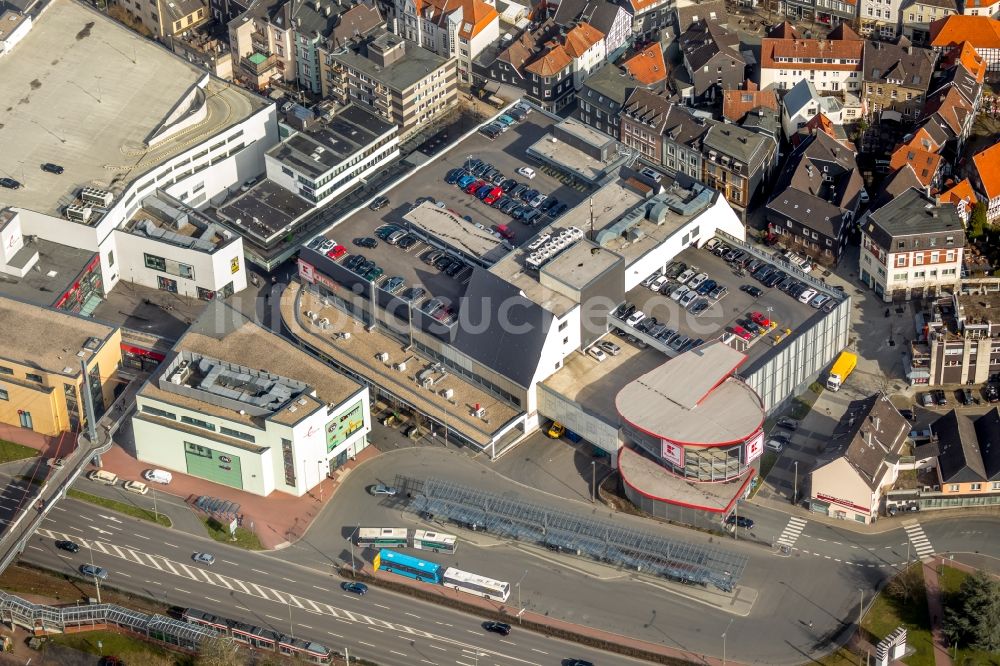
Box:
[620,413,765,448]
[618,448,756,513]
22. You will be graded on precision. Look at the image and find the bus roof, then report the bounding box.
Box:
[380,549,442,572]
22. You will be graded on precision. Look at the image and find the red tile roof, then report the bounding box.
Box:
[973,142,1000,199]
[722,81,778,121]
[924,85,974,137]
[930,15,1000,50]
[943,41,988,83]
[890,144,942,187]
[563,22,604,58]
[624,43,667,85]
[525,44,572,76]
[457,0,498,40]
[940,178,978,210]
[760,35,864,71]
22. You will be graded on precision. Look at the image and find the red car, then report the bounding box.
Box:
[750,311,772,327]
[484,187,503,205]
[494,224,515,240]
[465,180,485,194]
[731,325,752,341]
[326,244,347,260]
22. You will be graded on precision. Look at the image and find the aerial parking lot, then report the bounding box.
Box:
[607,239,837,364]
[304,103,597,311]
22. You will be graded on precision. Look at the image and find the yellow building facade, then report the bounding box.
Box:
[0,297,122,438]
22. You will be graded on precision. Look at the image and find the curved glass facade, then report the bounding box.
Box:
[622,422,751,482]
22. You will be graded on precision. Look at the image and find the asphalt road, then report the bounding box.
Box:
[277,447,1000,665]
[25,498,653,666]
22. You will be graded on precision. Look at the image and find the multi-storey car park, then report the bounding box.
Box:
[279,101,854,526]
[0,0,275,314]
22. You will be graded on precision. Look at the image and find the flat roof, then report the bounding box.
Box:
[332,36,451,92]
[403,202,509,262]
[283,284,520,447]
[0,296,117,376]
[266,105,394,180]
[615,342,765,445]
[0,237,94,308]
[139,300,363,429]
[0,0,266,217]
[541,239,623,292]
[619,446,753,512]
[215,180,313,244]
[565,178,649,240]
[528,133,615,182]
[123,194,233,252]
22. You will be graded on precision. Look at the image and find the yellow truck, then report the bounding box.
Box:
[826,351,857,391]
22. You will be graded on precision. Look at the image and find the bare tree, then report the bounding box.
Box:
[195,637,242,666]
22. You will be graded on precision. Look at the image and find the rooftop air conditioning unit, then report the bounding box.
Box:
[305,310,316,319]
[474,407,487,418]
[441,388,454,400]
[66,205,93,223]
[421,377,433,388]
[81,187,113,207]
[376,352,390,362]
[394,362,406,372]
[318,317,330,329]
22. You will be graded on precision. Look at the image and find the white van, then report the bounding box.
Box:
[123,480,149,495]
[87,470,118,486]
[143,469,173,485]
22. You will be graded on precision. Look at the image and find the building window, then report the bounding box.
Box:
[949,484,959,491]
[181,415,216,431]
[108,251,115,268]
[26,373,43,383]
[558,321,568,331]
[971,483,982,491]
[0,367,12,375]
[144,253,167,271]
[0,388,7,401]
[142,405,177,420]
[220,426,256,443]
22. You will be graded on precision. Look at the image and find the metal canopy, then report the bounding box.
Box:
[404,477,747,592]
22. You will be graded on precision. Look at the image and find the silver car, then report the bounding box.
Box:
[193,552,216,565]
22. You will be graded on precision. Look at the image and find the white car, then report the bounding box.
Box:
[810,293,830,308]
[530,194,548,208]
[704,239,719,251]
[641,271,661,288]
[651,275,670,291]
[670,285,689,301]
[318,238,336,253]
[123,480,148,495]
[679,290,698,307]
[677,268,697,284]
[798,288,818,304]
[625,310,646,327]
[587,346,607,362]
[765,439,784,453]
[516,167,536,179]
[687,273,708,290]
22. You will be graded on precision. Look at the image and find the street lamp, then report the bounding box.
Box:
[591,461,596,503]
[349,524,360,578]
[722,618,733,666]
[515,569,528,624]
[792,460,799,505]
[89,543,101,604]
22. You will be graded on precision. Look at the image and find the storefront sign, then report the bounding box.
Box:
[815,493,870,514]
[230,256,240,274]
[660,439,684,467]
[744,430,764,464]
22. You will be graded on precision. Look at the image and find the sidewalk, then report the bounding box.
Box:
[93,442,380,549]
[921,560,952,666]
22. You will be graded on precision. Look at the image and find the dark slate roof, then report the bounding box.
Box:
[865,187,966,252]
[581,65,637,109]
[862,40,935,90]
[840,394,910,490]
[740,106,781,143]
[554,0,622,36]
[702,123,771,169]
[444,268,552,388]
[973,408,1000,481]
[934,409,989,483]
[623,88,679,134]
[928,62,983,108]
[675,0,728,31]
[767,131,862,233]
[679,19,743,72]
[871,165,924,211]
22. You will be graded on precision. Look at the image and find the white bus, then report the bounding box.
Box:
[356,528,408,548]
[411,530,458,554]
[442,567,510,602]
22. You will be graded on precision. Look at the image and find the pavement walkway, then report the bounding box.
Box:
[921,560,953,666]
[92,442,380,549]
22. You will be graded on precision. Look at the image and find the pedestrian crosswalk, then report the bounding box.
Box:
[903,521,935,560]
[776,516,808,548]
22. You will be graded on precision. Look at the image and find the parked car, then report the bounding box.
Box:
[920,392,935,407]
[597,340,621,356]
[368,483,398,496]
[0,177,22,189]
[368,196,389,211]
[741,285,763,298]
[587,346,607,362]
[516,167,536,179]
[354,237,378,249]
[958,388,974,406]
[679,290,698,307]
[765,439,784,453]
[41,163,64,174]
[776,417,799,430]
[687,273,708,290]
[934,390,948,406]
[797,288,818,304]
[986,384,1000,403]
[625,310,646,327]
[670,285,689,301]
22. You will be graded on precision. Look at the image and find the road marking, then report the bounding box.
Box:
[97,514,122,524]
[500,639,516,645]
[326,632,343,638]
[389,650,407,657]
[205,597,221,603]
[251,568,268,575]
[27,545,42,552]
[177,563,200,580]
[465,629,479,635]
[161,559,180,576]
[312,585,329,592]
[80,515,92,521]
[305,599,323,613]
[176,588,191,595]
[530,648,548,654]
[148,580,162,585]
[776,516,808,548]
[456,661,474,666]
[134,534,150,540]
[68,526,83,532]
[222,560,239,566]
[903,523,936,559]
[436,622,453,627]
[420,660,438,665]
[299,624,313,630]
[162,542,177,548]
[367,626,384,633]
[250,583,272,601]
[282,577,297,583]
[214,575,234,590]
[53,505,65,512]
[373,603,390,610]
[236,606,250,612]
[429,645,447,651]
[265,614,283,622]
[405,612,421,618]
[358,641,376,647]
[231,579,251,595]
[286,594,305,609]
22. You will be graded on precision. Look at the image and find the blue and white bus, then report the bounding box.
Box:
[375,549,442,584]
